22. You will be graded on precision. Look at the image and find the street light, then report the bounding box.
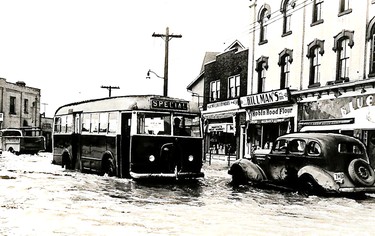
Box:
[146,69,166,96]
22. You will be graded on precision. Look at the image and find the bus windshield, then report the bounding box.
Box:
[137,112,201,137]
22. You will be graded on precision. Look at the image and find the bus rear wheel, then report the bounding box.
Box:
[102,157,115,177]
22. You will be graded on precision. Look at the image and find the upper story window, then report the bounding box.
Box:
[307,39,325,87]
[228,75,240,98]
[10,96,16,114]
[210,80,220,102]
[255,56,269,93]
[333,30,354,82]
[281,0,295,36]
[258,4,271,45]
[312,0,324,26]
[367,17,375,76]
[278,49,293,89]
[338,0,352,16]
[24,99,29,114]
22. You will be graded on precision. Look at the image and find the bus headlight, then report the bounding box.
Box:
[149,155,156,162]
[188,155,194,162]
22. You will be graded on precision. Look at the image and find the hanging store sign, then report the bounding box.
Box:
[207,123,234,133]
[240,88,290,108]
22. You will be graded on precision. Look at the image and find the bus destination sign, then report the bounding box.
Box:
[151,99,188,111]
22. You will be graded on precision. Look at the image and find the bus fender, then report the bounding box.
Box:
[297,166,339,192]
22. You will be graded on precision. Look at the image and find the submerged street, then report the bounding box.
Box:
[1,153,375,235]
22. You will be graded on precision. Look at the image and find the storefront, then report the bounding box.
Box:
[202,99,243,159]
[298,88,375,168]
[240,89,297,157]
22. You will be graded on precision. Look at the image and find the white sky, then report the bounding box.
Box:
[0,0,250,117]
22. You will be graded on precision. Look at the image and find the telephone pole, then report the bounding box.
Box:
[101,85,120,97]
[152,27,182,97]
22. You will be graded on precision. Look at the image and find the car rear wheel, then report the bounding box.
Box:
[348,159,375,187]
[298,175,321,196]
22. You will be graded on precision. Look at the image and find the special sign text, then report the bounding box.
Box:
[151,99,188,111]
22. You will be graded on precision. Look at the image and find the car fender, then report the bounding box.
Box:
[229,159,266,182]
[298,165,339,192]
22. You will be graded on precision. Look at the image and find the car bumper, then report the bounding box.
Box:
[130,171,204,180]
[339,186,375,193]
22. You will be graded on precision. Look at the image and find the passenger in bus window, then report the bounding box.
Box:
[173,117,188,136]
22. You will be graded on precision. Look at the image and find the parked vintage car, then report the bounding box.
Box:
[0,128,45,155]
[228,133,375,195]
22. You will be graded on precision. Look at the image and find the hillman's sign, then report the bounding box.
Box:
[240,88,290,108]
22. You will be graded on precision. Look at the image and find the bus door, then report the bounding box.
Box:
[120,113,132,178]
[72,112,81,169]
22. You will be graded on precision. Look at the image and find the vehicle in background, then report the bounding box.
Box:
[228,133,375,195]
[0,128,46,155]
[52,95,204,180]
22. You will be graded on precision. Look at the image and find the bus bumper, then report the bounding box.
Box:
[130,171,204,180]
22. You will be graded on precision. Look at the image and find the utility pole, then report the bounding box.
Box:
[101,85,120,97]
[152,27,182,97]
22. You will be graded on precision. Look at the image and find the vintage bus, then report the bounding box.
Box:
[52,95,204,180]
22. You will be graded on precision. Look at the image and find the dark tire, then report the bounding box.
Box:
[102,158,115,177]
[298,175,320,196]
[62,153,71,169]
[348,159,375,187]
[229,164,247,185]
[8,147,14,154]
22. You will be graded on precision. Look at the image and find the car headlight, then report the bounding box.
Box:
[188,155,194,162]
[149,155,155,162]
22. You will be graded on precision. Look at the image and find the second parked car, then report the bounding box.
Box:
[228,133,375,195]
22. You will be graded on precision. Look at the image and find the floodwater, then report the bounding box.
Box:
[1,153,375,236]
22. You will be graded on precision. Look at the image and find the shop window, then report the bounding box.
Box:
[10,96,16,114]
[307,39,324,87]
[278,48,293,89]
[258,4,271,45]
[210,80,220,101]
[228,75,240,98]
[281,0,294,37]
[338,0,352,17]
[255,56,269,93]
[311,0,324,26]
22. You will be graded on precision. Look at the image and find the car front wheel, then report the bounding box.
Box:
[348,159,375,187]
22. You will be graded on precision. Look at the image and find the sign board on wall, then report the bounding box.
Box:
[247,105,296,121]
[206,99,239,113]
[240,88,290,108]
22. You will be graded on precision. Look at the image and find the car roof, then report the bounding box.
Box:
[277,132,360,143]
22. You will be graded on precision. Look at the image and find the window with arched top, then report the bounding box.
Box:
[258,4,271,45]
[278,49,293,89]
[367,17,375,76]
[255,56,269,93]
[333,30,354,82]
[280,0,295,36]
[307,39,325,87]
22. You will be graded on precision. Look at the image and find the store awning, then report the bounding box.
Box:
[202,110,238,120]
[300,122,374,132]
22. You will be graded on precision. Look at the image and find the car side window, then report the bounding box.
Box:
[289,139,306,154]
[307,141,321,156]
[273,139,288,154]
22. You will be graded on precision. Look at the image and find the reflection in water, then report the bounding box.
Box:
[2,154,375,235]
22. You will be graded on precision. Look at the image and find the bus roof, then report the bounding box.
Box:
[54,95,200,116]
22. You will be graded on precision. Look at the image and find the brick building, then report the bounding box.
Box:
[197,40,249,160]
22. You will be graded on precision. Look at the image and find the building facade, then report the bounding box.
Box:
[0,78,41,129]
[200,41,249,160]
[245,0,375,166]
